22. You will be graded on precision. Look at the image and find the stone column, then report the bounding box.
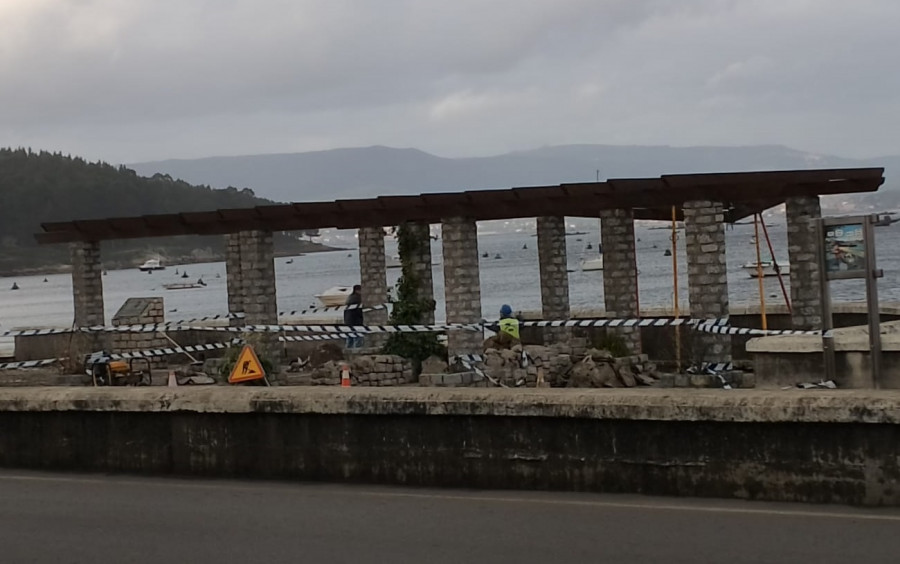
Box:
[358,226,389,347]
[786,196,823,330]
[237,230,280,364]
[224,233,244,326]
[441,217,483,359]
[407,221,436,324]
[71,241,105,327]
[683,200,731,364]
[599,209,641,354]
[537,216,570,344]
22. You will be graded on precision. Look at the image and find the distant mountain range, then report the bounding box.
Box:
[130,144,900,210]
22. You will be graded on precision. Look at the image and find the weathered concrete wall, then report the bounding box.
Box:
[599,209,641,353]
[441,217,483,358]
[71,241,105,327]
[785,196,823,331]
[537,216,570,345]
[0,388,898,506]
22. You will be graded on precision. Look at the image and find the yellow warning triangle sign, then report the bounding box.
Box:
[228,345,266,384]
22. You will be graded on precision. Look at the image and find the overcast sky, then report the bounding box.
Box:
[1,0,898,164]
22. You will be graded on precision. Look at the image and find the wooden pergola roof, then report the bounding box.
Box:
[36,168,885,244]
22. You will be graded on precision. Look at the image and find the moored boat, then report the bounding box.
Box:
[315,286,353,307]
[138,258,165,272]
[742,261,790,278]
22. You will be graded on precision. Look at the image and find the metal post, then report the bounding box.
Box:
[671,206,681,372]
[864,216,882,388]
[816,220,836,381]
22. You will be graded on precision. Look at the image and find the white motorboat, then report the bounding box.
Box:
[580,256,604,271]
[386,255,402,269]
[742,261,790,278]
[138,258,165,272]
[315,286,353,307]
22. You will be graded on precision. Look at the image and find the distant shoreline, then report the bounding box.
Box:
[0,243,345,278]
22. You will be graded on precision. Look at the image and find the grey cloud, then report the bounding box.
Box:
[0,0,898,162]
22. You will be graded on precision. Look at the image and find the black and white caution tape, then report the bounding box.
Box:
[280,333,362,342]
[516,317,696,328]
[89,340,241,362]
[167,312,244,325]
[0,358,62,370]
[450,354,506,388]
[277,303,389,318]
[1,326,74,338]
[81,322,485,334]
[693,323,821,337]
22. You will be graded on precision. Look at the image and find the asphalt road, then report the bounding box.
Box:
[1,471,899,563]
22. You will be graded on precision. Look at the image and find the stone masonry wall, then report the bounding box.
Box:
[310,355,413,386]
[599,209,641,354]
[683,200,731,364]
[237,230,280,364]
[537,216,570,344]
[441,217,483,358]
[71,241,105,327]
[112,297,168,367]
[358,226,389,348]
[407,221,436,324]
[786,196,823,330]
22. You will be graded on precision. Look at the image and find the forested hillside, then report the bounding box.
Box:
[0,148,328,274]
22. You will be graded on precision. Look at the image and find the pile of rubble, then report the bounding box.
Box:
[309,355,414,386]
[481,344,659,388]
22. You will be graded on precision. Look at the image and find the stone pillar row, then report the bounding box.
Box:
[599,208,641,354]
[406,222,436,325]
[71,240,105,327]
[224,230,280,363]
[683,200,730,364]
[785,196,823,331]
[358,226,389,348]
[441,216,483,359]
[536,216,570,344]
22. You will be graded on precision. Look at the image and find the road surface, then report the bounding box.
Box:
[1,470,898,563]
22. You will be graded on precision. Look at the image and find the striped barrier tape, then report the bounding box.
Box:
[276,303,389,317]
[88,340,242,362]
[450,354,504,388]
[1,326,75,338]
[280,333,362,342]
[0,358,61,370]
[693,323,821,337]
[79,322,485,334]
[516,317,697,328]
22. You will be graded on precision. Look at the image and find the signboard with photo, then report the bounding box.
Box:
[823,222,866,278]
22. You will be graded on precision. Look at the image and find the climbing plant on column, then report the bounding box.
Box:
[381,222,446,364]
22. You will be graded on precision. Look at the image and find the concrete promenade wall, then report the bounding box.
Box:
[0,388,898,506]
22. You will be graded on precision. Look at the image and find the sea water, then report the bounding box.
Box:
[2,222,899,354]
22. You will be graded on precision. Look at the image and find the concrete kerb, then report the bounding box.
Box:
[2,386,900,424]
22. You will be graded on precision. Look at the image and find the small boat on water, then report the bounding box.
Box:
[386,255,402,269]
[163,282,204,290]
[10,282,19,290]
[742,261,790,278]
[580,256,604,271]
[138,258,165,272]
[315,286,353,307]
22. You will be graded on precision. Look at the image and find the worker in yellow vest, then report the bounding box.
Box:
[498,304,520,340]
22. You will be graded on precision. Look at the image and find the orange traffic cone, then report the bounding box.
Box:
[340,363,351,387]
[167,371,178,387]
